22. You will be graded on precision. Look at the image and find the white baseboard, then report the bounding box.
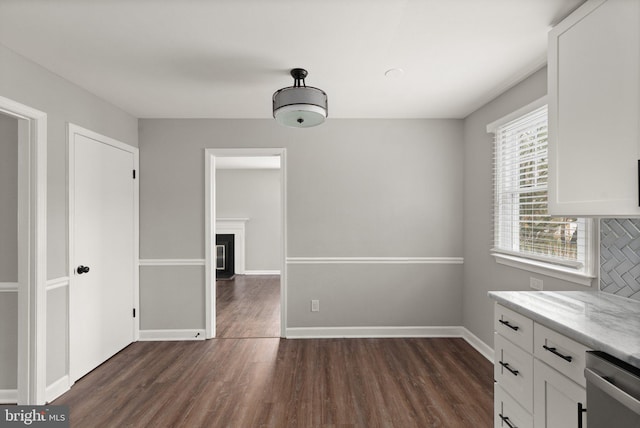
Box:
[138,329,206,341]
[286,326,465,339]
[285,326,493,362]
[244,270,280,275]
[0,389,17,404]
[46,375,70,403]
[460,327,494,362]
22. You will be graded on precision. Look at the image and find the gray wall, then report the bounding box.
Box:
[0,113,18,282]
[216,169,281,272]
[0,44,138,388]
[0,294,18,389]
[139,119,464,330]
[0,113,18,390]
[461,66,597,348]
[0,44,139,279]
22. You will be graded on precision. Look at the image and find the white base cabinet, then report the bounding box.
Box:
[534,359,587,428]
[494,304,588,428]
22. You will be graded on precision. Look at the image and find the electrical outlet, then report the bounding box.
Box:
[530,277,543,290]
[311,300,320,312]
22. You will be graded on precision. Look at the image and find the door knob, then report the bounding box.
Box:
[77,265,90,274]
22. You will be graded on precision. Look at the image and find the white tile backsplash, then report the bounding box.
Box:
[600,219,640,301]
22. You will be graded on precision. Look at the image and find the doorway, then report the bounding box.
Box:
[0,96,47,405]
[0,112,19,403]
[204,148,286,339]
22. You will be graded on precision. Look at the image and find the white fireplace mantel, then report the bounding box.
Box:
[216,218,248,274]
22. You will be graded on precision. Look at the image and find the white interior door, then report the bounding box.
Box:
[70,129,136,383]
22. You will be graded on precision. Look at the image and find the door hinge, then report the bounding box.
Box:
[133,169,136,179]
[133,308,136,318]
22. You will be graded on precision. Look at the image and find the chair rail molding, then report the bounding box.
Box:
[286,256,464,264]
[46,277,70,292]
[138,259,206,266]
[0,282,19,292]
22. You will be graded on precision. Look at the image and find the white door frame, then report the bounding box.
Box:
[204,148,287,339]
[0,96,47,405]
[68,124,139,383]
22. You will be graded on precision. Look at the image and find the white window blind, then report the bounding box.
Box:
[492,104,590,271]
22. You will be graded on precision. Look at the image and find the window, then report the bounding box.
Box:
[489,100,594,283]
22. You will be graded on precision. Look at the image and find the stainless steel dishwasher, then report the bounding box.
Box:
[585,351,640,428]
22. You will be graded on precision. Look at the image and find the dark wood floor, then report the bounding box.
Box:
[52,275,493,426]
[216,275,280,338]
[53,337,493,427]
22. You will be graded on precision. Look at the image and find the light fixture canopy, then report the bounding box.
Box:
[273,68,328,128]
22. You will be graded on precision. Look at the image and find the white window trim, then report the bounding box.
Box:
[487,97,548,133]
[491,251,596,286]
[488,96,597,287]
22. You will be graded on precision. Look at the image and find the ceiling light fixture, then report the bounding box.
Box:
[273,68,328,128]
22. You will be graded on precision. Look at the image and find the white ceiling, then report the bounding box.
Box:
[0,0,584,119]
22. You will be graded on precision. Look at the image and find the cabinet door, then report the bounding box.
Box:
[548,0,640,216]
[495,384,533,428]
[534,359,587,428]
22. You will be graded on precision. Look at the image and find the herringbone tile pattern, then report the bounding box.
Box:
[600,219,640,300]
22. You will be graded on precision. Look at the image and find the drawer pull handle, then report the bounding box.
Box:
[578,402,587,428]
[543,345,573,362]
[498,319,519,331]
[499,360,520,376]
[499,413,518,428]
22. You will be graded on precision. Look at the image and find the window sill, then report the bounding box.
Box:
[491,252,596,287]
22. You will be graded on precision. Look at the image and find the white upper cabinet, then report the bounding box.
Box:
[548,0,640,216]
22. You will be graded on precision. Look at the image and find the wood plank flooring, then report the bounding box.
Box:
[52,275,493,426]
[216,275,280,338]
[53,337,493,427]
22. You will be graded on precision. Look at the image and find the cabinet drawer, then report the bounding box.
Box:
[495,303,533,353]
[494,333,534,412]
[495,384,533,428]
[534,323,589,388]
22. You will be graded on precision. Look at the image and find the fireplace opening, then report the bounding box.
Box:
[216,234,235,280]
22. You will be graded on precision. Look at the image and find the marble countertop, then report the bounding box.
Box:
[488,290,640,367]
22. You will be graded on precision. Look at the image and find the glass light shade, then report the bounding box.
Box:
[273,86,328,128]
[274,104,327,128]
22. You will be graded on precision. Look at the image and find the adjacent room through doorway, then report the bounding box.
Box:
[212,153,283,339]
